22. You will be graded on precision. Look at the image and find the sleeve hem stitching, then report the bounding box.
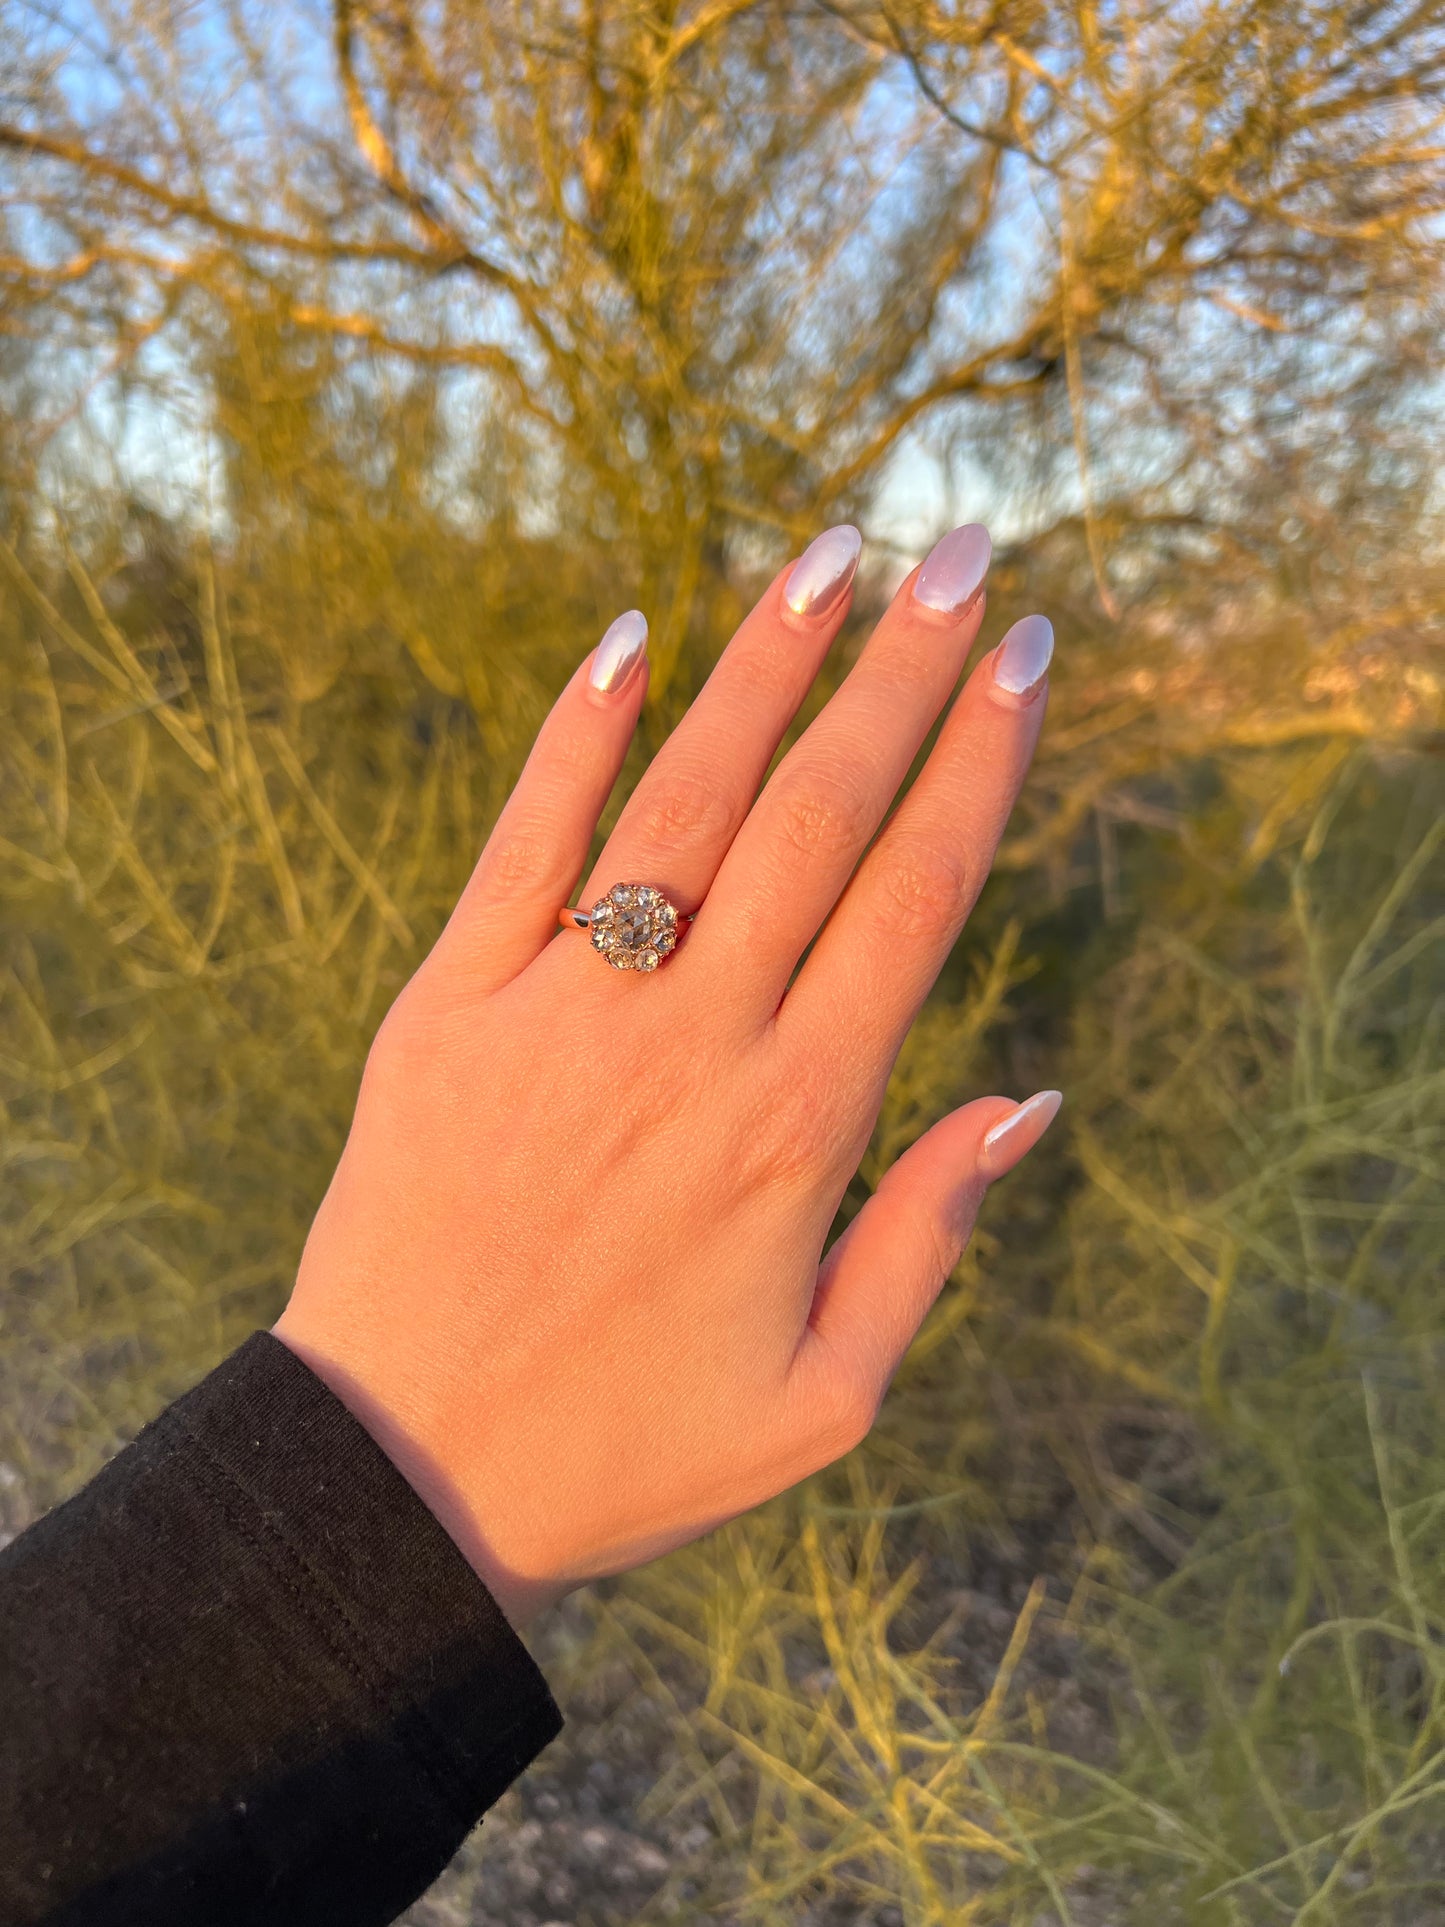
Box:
[170,1409,555,1825]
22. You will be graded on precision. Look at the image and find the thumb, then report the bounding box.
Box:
[794,1091,1062,1430]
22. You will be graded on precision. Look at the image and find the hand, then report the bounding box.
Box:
[274,524,1060,1628]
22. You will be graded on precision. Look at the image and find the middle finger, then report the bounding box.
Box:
[697,523,993,1018]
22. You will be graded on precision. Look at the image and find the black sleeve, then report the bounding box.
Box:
[0,1331,563,1927]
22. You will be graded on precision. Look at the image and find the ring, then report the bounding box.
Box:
[558,882,694,972]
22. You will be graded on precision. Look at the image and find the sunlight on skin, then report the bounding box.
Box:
[275,526,1058,1629]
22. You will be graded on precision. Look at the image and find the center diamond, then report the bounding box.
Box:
[588,883,680,972]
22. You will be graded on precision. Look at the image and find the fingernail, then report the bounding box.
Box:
[782,525,862,621]
[992,614,1053,698]
[913,523,991,616]
[589,609,648,695]
[981,1090,1062,1174]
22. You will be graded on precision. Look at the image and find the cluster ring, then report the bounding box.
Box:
[559,883,693,972]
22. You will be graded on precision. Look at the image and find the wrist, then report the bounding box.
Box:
[271,1315,564,1632]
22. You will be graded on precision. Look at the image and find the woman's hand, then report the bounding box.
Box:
[274,524,1060,1628]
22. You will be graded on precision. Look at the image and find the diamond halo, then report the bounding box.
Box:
[588,883,682,972]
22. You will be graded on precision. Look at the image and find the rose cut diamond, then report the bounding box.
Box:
[589,883,684,971]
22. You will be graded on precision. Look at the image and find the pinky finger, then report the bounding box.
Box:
[791,1091,1062,1441]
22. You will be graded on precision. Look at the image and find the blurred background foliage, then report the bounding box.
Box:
[1,1,1443,1921]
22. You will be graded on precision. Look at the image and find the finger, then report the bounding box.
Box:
[789,1091,1062,1445]
[431,611,649,992]
[781,614,1053,1090]
[576,525,861,921]
[697,524,993,1017]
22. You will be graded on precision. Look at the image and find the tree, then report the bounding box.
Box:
[2,0,1441,666]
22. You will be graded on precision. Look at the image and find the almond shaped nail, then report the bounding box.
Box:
[981,1089,1063,1173]
[914,523,991,616]
[993,614,1053,697]
[590,609,648,695]
[783,524,862,620]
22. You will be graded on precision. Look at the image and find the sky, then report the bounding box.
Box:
[13,0,1082,566]
[21,0,1436,576]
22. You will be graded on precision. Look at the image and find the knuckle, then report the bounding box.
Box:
[872,836,973,941]
[922,1209,963,1296]
[737,1078,824,1192]
[758,1106,825,1191]
[629,766,735,852]
[820,1361,882,1459]
[772,766,871,866]
[870,631,941,696]
[751,1047,837,1181]
[723,627,803,703]
[360,985,428,1104]
[481,825,568,900]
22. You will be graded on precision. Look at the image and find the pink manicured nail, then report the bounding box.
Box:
[589,609,648,695]
[783,525,862,621]
[992,614,1053,697]
[980,1090,1062,1174]
[913,523,991,616]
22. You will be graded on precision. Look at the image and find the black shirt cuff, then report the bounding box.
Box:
[0,1331,563,1927]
